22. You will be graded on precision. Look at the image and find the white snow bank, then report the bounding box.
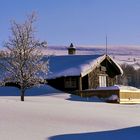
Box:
[67,94,102,102]
[116,85,140,91]
[96,85,140,91]
[106,95,119,102]
[96,85,119,90]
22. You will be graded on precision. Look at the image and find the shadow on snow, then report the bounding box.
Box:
[66,94,103,103]
[0,85,62,96]
[48,126,140,140]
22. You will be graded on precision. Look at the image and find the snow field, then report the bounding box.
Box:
[0,85,140,140]
[0,94,140,140]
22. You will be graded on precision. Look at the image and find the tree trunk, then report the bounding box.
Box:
[21,88,25,101]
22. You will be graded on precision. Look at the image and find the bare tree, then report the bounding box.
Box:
[0,13,49,101]
[116,64,137,87]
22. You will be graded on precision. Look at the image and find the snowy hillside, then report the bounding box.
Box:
[43,45,140,69]
[0,85,140,140]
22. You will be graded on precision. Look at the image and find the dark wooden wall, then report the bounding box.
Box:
[47,76,79,91]
[47,77,65,91]
[84,66,116,90]
[48,66,117,92]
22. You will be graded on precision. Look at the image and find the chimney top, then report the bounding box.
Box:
[68,43,76,55]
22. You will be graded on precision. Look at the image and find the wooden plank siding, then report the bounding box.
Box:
[87,66,116,90]
[74,89,140,104]
[119,90,140,104]
[74,89,119,98]
[48,66,117,92]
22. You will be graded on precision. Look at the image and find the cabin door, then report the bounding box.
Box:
[99,75,107,87]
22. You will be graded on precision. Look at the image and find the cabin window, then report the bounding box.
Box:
[99,75,107,87]
[65,77,77,88]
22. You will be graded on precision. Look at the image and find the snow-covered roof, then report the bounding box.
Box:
[46,54,123,79]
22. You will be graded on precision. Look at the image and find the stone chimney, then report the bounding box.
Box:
[68,43,76,55]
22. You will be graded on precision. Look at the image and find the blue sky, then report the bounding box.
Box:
[1,0,140,47]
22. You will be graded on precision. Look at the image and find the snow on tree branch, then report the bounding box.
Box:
[0,12,49,101]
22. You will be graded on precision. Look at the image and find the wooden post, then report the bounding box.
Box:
[79,77,82,97]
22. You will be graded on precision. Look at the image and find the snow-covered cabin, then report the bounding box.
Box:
[47,54,123,92]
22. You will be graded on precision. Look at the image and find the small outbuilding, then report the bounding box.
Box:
[95,85,140,104]
[77,85,140,104]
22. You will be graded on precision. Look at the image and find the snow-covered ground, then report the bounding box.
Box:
[0,85,140,140]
